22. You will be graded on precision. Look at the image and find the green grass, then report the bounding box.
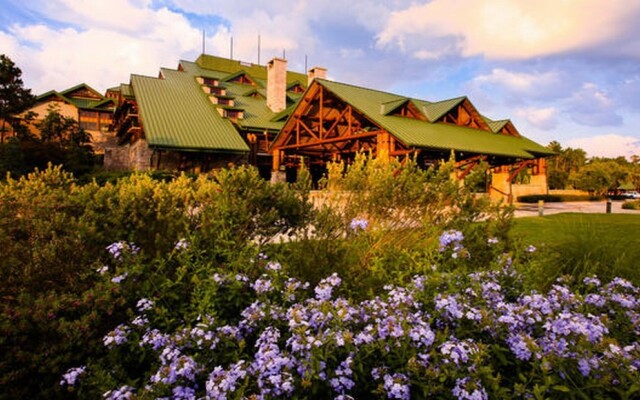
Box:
[511,213,640,288]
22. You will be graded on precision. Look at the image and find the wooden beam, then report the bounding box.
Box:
[319,86,324,139]
[298,118,320,141]
[324,106,351,139]
[275,131,378,150]
[456,155,487,180]
[507,159,536,182]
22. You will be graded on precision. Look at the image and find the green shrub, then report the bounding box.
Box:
[517,194,604,203]
[622,200,640,210]
[0,164,314,399]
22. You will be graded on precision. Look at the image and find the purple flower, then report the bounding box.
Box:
[583,276,601,287]
[440,338,477,365]
[330,355,355,394]
[349,217,368,231]
[131,315,148,327]
[314,273,342,301]
[578,358,591,377]
[526,245,536,253]
[383,373,410,400]
[435,294,464,320]
[439,230,464,252]
[175,239,189,250]
[506,333,533,361]
[111,273,128,284]
[172,386,196,400]
[103,324,129,348]
[141,329,169,350]
[106,241,139,261]
[266,261,282,271]
[103,385,134,400]
[409,320,435,348]
[136,298,154,312]
[452,377,488,400]
[60,366,86,386]
[252,276,274,294]
[206,361,248,399]
[96,265,109,275]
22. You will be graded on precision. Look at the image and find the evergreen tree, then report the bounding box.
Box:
[0,54,35,143]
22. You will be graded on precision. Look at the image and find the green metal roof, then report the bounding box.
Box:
[179,59,304,132]
[484,118,509,133]
[120,84,135,99]
[131,70,249,152]
[311,79,553,159]
[36,85,114,111]
[422,97,466,121]
[194,54,307,85]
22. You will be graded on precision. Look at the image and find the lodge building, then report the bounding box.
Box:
[100,54,553,201]
[22,84,116,152]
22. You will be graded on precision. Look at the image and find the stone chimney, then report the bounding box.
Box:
[267,57,287,113]
[307,66,327,85]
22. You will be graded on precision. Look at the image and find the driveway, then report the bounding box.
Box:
[514,200,640,218]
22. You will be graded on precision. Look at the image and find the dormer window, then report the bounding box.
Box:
[288,83,305,94]
[388,101,426,120]
[226,73,256,86]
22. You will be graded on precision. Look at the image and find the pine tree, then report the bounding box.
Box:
[0,54,35,143]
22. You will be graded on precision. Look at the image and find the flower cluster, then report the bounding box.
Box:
[349,217,368,231]
[106,241,140,261]
[76,264,640,399]
[439,229,466,258]
[60,366,85,386]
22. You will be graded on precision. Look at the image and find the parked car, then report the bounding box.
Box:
[622,191,640,199]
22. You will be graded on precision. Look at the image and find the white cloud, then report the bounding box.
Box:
[376,0,640,60]
[566,134,640,159]
[3,2,210,93]
[515,106,558,130]
[474,68,558,92]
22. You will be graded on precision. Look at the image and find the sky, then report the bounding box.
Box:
[1,0,640,159]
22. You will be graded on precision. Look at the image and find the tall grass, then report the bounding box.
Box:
[511,213,640,289]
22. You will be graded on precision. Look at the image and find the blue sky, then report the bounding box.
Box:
[2,0,640,158]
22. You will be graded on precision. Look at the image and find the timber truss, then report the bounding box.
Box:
[271,82,413,166]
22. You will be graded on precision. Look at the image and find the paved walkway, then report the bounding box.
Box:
[514,200,640,218]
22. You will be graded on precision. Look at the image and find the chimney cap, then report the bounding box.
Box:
[267,57,287,66]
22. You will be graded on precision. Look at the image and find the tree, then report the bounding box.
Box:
[571,163,612,195]
[0,54,35,143]
[545,141,587,189]
[1,104,95,178]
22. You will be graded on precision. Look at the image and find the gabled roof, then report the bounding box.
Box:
[131,69,249,152]
[36,84,115,111]
[422,97,466,121]
[59,83,103,99]
[281,79,554,159]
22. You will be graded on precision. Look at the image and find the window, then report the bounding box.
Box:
[79,110,99,131]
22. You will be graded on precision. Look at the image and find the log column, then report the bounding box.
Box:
[271,149,286,183]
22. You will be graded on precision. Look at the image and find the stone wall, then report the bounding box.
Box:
[489,172,548,203]
[103,138,153,171]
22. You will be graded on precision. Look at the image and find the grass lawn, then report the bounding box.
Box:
[510,213,640,287]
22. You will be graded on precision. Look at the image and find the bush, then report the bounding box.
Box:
[68,249,640,400]
[0,164,314,399]
[4,161,637,399]
[517,194,604,203]
[622,200,640,210]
